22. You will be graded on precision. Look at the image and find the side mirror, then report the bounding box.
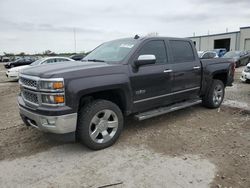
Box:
[134,55,156,67]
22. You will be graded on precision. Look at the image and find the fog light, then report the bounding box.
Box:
[47,119,56,125]
[40,118,48,125]
[41,118,56,126]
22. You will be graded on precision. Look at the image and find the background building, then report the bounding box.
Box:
[189,26,250,52]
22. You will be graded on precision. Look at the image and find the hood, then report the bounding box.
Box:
[8,65,30,72]
[20,61,123,78]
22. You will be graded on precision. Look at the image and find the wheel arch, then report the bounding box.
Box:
[78,88,131,115]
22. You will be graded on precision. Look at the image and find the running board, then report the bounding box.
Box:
[135,99,202,121]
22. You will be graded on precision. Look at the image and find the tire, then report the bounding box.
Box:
[202,79,225,109]
[76,100,124,150]
[10,64,14,68]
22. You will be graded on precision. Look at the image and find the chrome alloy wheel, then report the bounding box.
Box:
[89,109,119,144]
[213,84,223,105]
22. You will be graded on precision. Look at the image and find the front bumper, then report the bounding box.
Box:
[19,105,77,134]
[240,71,250,82]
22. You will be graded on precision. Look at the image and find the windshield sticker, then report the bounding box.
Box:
[120,44,134,48]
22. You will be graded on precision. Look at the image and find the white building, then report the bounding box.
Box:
[189,26,250,52]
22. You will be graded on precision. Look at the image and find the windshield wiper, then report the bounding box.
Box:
[85,59,105,62]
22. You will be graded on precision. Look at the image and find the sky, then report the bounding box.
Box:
[0,0,249,54]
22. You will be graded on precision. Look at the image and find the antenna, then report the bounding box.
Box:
[134,34,140,39]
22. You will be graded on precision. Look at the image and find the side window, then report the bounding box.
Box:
[202,52,210,59]
[45,59,56,64]
[56,58,69,62]
[210,53,216,58]
[170,40,195,63]
[138,40,167,64]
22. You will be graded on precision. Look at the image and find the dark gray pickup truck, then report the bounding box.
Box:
[18,36,235,150]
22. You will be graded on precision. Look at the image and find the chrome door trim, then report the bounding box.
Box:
[133,87,200,104]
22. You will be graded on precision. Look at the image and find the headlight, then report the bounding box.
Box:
[39,78,64,91]
[41,94,65,105]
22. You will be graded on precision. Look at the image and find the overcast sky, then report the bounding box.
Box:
[0,0,249,54]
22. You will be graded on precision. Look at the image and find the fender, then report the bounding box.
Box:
[65,73,133,114]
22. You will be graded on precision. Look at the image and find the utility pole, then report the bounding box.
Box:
[73,28,77,53]
[207,30,210,50]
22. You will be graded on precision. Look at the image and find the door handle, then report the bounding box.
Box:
[163,69,173,73]
[193,66,201,70]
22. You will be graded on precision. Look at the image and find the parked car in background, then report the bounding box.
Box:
[0,56,11,62]
[198,51,218,59]
[4,57,37,68]
[240,63,250,82]
[6,57,74,81]
[213,48,227,57]
[70,54,85,61]
[222,51,250,67]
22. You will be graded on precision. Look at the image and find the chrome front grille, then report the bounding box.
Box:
[22,90,39,105]
[19,76,38,90]
[19,74,65,107]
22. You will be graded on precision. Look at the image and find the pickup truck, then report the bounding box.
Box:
[18,36,235,150]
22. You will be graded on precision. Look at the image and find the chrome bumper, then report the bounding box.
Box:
[19,106,77,134]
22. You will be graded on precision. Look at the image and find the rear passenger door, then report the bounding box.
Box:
[168,40,201,100]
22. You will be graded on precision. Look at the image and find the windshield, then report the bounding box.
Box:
[223,51,240,58]
[30,59,44,66]
[83,39,138,62]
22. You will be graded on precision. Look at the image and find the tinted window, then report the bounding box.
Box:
[56,58,69,62]
[138,40,167,64]
[209,52,216,58]
[202,52,210,59]
[170,40,195,63]
[45,59,57,64]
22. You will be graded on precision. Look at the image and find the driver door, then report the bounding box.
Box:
[129,40,173,112]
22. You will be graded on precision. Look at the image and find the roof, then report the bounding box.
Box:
[240,26,250,30]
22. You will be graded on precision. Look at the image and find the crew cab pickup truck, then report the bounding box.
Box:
[18,36,235,150]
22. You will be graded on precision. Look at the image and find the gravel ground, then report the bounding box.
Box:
[0,64,249,188]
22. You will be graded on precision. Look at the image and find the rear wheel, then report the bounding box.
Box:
[202,79,225,108]
[76,100,124,150]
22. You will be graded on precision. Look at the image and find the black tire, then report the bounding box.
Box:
[202,79,225,109]
[76,100,124,150]
[10,64,14,68]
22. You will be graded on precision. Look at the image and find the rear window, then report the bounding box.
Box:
[170,40,195,63]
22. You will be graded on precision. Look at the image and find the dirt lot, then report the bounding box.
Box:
[0,64,249,188]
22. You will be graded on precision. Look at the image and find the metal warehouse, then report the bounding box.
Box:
[189,26,250,52]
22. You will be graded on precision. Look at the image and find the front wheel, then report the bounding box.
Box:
[202,79,225,108]
[76,100,124,150]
